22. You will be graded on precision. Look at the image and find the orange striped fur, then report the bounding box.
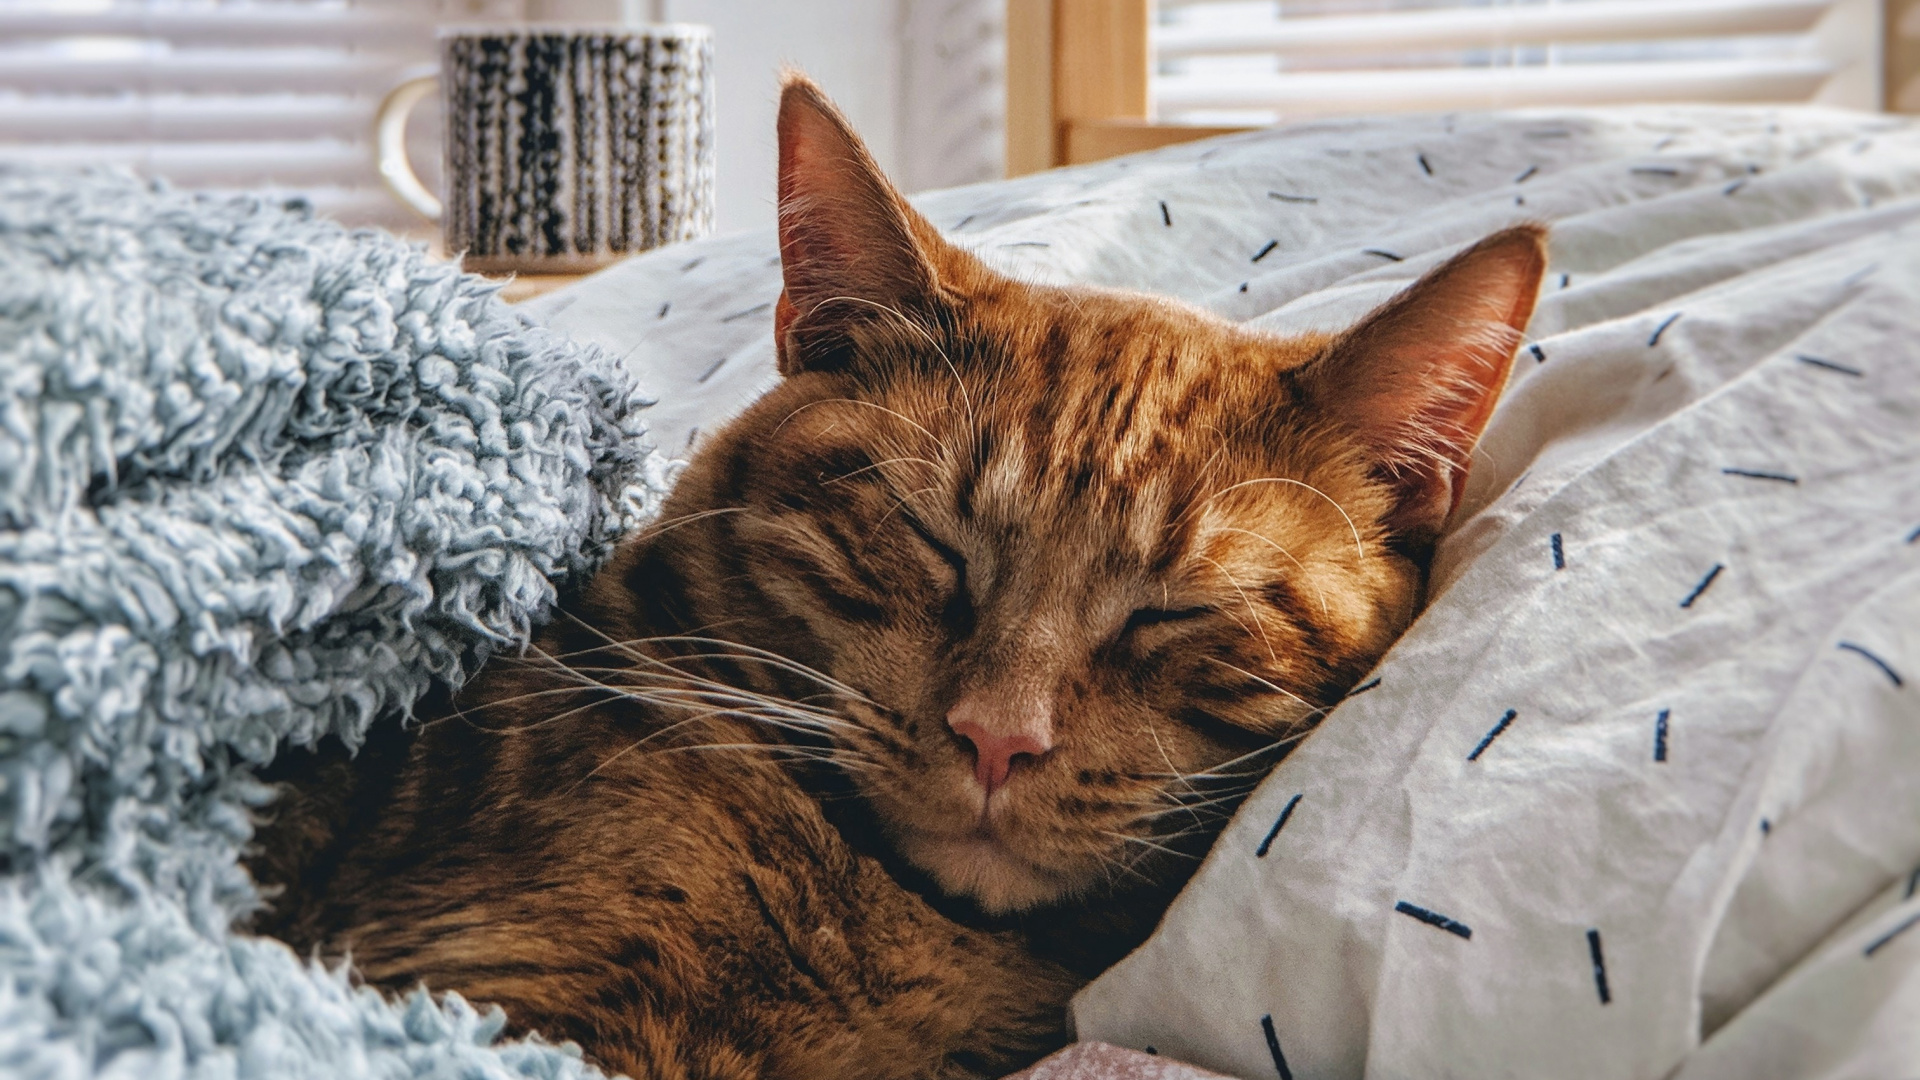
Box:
[249,76,1545,1079]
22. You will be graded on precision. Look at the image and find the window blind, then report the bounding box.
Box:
[1152,0,1882,126]
[0,0,521,231]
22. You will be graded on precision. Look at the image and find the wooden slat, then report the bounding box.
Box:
[1899,75,1920,110]
[1062,120,1251,166]
[1007,0,1152,175]
[1892,0,1920,112]
[1006,0,1054,176]
[1053,0,1150,127]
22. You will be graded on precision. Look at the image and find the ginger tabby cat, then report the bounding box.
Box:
[250,76,1547,1079]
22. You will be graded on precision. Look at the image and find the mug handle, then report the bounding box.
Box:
[375,72,443,222]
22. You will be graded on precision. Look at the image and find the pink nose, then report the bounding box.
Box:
[947,693,1053,798]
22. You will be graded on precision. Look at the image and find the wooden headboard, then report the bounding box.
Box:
[1005,0,1242,176]
[1008,0,1920,179]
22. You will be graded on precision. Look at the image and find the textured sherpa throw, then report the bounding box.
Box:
[0,171,672,1078]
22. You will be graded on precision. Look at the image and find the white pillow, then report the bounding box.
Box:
[527,105,1920,1079]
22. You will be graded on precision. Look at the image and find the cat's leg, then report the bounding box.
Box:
[331,742,1077,1080]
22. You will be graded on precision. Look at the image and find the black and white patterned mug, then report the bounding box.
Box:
[376,24,714,274]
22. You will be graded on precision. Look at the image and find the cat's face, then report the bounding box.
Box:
[648,78,1544,913]
[688,294,1421,913]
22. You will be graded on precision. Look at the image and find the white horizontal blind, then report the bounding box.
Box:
[1153,0,1883,126]
[0,0,522,232]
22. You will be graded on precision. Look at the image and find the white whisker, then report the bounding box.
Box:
[822,455,944,487]
[1203,657,1322,717]
[775,397,948,463]
[1197,554,1278,663]
[635,505,752,541]
[1102,831,1202,862]
[812,294,975,430]
[1212,526,1330,615]
[1201,476,1367,566]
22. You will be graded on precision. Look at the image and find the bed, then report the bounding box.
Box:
[3,102,1915,1078]
[529,103,1920,1079]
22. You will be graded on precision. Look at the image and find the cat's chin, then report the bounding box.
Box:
[897,830,1078,914]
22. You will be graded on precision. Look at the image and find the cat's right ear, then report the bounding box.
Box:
[1294,225,1547,545]
[773,73,945,376]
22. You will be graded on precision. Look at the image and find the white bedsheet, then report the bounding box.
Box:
[527,106,1920,1079]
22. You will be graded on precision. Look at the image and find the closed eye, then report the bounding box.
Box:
[1122,606,1212,635]
[896,511,973,629]
[898,512,966,583]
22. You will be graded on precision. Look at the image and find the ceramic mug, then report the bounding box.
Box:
[376,24,714,274]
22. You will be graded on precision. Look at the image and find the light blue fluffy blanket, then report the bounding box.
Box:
[0,171,673,1078]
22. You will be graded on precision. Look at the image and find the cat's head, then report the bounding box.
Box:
[645,77,1544,913]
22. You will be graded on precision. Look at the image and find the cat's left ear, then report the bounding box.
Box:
[772,73,951,376]
[1296,225,1547,543]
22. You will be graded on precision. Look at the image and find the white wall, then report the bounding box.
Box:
[530,0,1005,233]
[662,0,904,234]
[894,0,1005,196]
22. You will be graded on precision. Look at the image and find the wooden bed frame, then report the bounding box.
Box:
[1006,0,1242,176]
[1008,0,1920,178]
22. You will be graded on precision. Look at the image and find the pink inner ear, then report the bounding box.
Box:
[772,75,937,375]
[773,85,882,300]
[1309,226,1548,538]
[777,112,874,274]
